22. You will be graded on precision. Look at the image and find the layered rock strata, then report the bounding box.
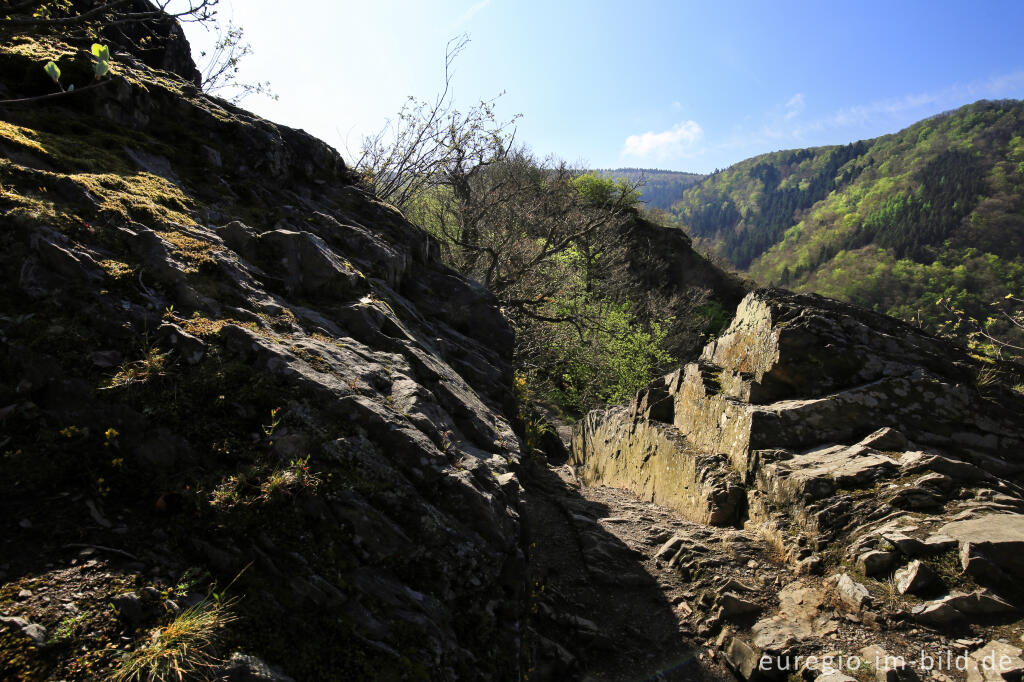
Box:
[574,289,1024,678]
[0,18,523,679]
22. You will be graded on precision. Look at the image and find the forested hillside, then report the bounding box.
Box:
[597,167,704,210]
[669,99,1024,355]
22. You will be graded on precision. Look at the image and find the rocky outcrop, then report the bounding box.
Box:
[0,17,525,680]
[572,403,745,526]
[618,215,747,309]
[575,289,1024,526]
[574,288,1024,679]
[614,214,748,357]
[672,290,1023,470]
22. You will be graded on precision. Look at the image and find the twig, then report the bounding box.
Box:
[64,543,140,561]
[1,0,131,26]
[0,78,113,105]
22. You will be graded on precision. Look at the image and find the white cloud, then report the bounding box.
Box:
[720,69,1024,157]
[454,0,491,26]
[981,69,1024,95]
[784,93,805,120]
[671,101,682,112]
[622,120,703,161]
[811,70,1024,133]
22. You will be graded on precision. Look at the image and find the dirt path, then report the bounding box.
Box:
[521,453,1024,682]
[520,459,790,681]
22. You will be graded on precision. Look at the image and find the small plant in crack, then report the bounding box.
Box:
[104,346,170,389]
[258,457,320,502]
[261,407,282,441]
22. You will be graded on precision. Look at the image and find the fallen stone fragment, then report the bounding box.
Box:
[156,322,207,365]
[112,591,145,626]
[749,581,837,654]
[221,652,298,681]
[857,550,897,577]
[724,637,763,680]
[832,573,871,611]
[22,623,46,646]
[894,560,937,595]
[655,535,686,560]
[881,531,927,557]
[717,592,763,619]
[795,555,824,575]
[721,577,757,593]
[912,589,1017,625]
[0,616,46,646]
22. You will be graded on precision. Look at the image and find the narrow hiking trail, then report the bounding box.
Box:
[521,458,788,681]
[523,452,1023,682]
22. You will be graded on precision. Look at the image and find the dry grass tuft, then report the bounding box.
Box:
[114,598,237,682]
[105,347,170,388]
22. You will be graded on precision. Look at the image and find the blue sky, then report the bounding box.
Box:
[183,0,1024,174]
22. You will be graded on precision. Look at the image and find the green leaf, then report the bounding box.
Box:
[44,61,61,84]
[91,43,111,78]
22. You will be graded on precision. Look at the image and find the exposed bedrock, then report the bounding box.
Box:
[573,289,1024,663]
[574,288,1024,519]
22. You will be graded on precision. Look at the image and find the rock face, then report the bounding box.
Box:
[0,17,525,680]
[575,288,1024,677]
[572,404,745,525]
[676,289,1023,471]
[575,289,1024,527]
[941,514,1024,585]
[613,214,748,358]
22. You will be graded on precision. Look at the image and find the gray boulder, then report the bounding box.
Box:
[894,560,937,596]
[220,653,296,682]
[941,514,1024,582]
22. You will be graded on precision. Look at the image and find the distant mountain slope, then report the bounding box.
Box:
[596,167,704,210]
[668,99,1024,346]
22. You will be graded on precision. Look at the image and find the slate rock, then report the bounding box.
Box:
[857,550,897,577]
[717,592,763,619]
[894,560,937,596]
[112,592,145,626]
[0,616,46,646]
[912,590,1016,625]
[833,573,871,611]
[220,653,296,681]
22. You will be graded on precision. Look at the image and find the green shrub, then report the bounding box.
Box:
[571,172,640,209]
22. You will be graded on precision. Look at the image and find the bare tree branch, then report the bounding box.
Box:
[356,35,519,209]
[0,78,112,105]
[0,0,218,26]
[198,20,275,102]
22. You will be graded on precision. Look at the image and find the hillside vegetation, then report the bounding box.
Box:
[596,167,704,210]
[668,99,1024,356]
